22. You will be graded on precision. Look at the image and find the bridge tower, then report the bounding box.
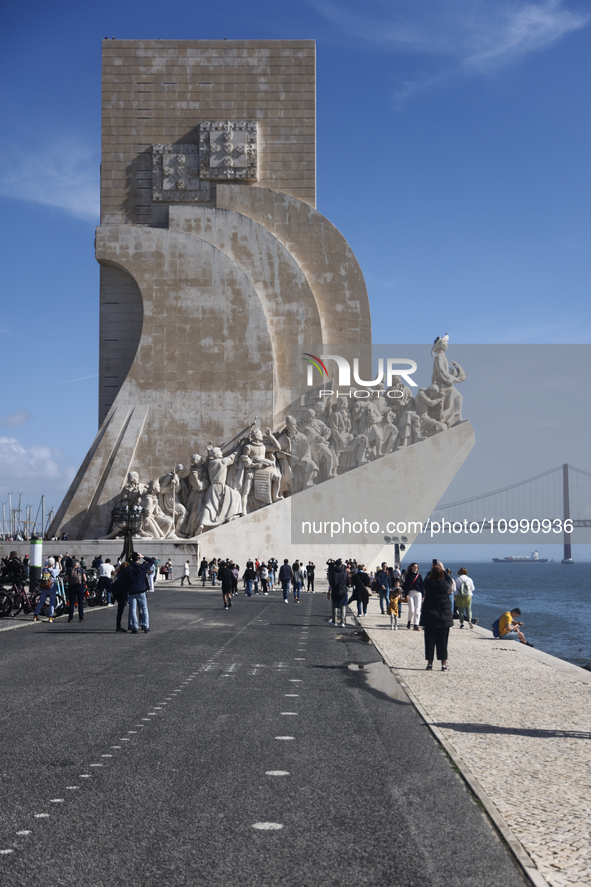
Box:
[562,463,574,564]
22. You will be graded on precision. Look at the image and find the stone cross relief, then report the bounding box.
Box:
[151,120,257,203]
[108,338,467,540]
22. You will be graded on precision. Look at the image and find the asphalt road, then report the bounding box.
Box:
[0,586,526,887]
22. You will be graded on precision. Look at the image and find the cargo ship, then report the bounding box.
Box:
[492,551,548,563]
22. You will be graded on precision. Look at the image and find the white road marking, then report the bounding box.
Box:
[101,754,113,758]
[252,822,283,830]
[294,658,305,660]
[0,849,14,854]
[141,718,152,721]
[16,830,31,835]
[281,712,298,716]
[34,813,49,818]
[128,731,138,734]
[90,764,103,767]
[50,799,64,803]
[265,771,290,776]
[111,746,121,749]
[148,711,158,715]
[285,694,299,697]
[289,679,302,683]
[79,775,91,778]
[274,736,295,740]
[119,738,130,741]
[66,787,79,790]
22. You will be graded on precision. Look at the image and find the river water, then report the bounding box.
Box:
[436,561,591,668]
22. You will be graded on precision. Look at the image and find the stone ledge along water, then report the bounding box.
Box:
[358,594,591,887]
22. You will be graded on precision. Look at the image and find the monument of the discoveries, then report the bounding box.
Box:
[49,40,474,566]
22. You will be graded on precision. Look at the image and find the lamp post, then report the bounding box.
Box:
[110,498,144,563]
[384,535,407,568]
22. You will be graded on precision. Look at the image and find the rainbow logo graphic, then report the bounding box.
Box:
[301,353,328,380]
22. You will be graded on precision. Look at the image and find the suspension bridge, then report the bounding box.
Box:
[424,464,591,563]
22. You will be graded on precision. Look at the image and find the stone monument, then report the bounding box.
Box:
[48,40,474,567]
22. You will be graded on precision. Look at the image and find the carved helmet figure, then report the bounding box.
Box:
[431,334,449,356]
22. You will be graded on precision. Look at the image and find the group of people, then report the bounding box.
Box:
[193,557,316,601]
[4,546,535,662]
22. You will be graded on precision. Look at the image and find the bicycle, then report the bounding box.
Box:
[2,578,40,616]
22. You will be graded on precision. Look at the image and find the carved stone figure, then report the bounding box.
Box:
[180,454,208,538]
[232,428,282,514]
[415,384,447,437]
[299,408,336,483]
[158,464,187,534]
[395,410,424,449]
[431,334,466,427]
[383,379,414,424]
[363,404,383,461]
[329,397,367,473]
[380,408,399,455]
[276,416,318,494]
[196,448,242,534]
[139,479,176,538]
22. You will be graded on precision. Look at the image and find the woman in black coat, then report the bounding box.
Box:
[419,564,453,671]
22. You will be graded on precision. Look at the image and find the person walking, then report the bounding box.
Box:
[243,563,256,596]
[306,561,315,592]
[123,552,156,633]
[260,563,269,595]
[387,581,403,630]
[375,562,391,616]
[33,556,61,623]
[328,558,349,626]
[455,567,475,628]
[209,558,218,586]
[165,558,173,581]
[98,558,115,604]
[420,563,453,671]
[218,560,234,610]
[147,558,157,592]
[67,558,87,623]
[348,564,371,616]
[404,562,424,631]
[278,559,293,603]
[231,563,239,595]
[292,561,305,603]
[199,557,208,586]
[112,564,129,633]
[181,560,192,586]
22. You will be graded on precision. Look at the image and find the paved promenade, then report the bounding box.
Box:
[358,598,591,887]
[0,584,527,887]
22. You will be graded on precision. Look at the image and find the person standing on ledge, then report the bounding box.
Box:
[455,567,475,628]
[420,563,453,671]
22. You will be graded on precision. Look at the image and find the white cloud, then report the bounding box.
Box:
[0,410,31,428]
[310,0,589,102]
[0,140,99,221]
[0,436,77,505]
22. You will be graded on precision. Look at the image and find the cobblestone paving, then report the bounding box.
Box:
[358,600,591,887]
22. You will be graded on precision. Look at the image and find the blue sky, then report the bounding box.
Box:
[1,0,590,542]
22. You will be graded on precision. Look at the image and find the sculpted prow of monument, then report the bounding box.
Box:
[48,40,475,565]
